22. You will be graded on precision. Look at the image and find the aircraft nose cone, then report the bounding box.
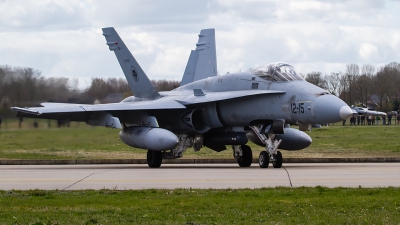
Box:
[339,105,353,120]
[313,95,352,123]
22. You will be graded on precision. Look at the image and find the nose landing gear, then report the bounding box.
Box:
[259,150,283,168]
[250,125,283,168]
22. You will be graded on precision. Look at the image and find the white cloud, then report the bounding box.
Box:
[0,0,92,31]
[147,47,189,80]
[359,43,379,61]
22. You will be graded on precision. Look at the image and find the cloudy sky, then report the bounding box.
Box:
[1,0,400,87]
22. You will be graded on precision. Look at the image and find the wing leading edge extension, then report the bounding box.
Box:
[168,89,286,105]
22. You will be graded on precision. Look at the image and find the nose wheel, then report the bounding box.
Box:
[259,151,269,168]
[272,151,283,168]
[258,151,283,168]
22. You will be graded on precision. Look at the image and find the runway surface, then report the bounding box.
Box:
[0,163,399,190]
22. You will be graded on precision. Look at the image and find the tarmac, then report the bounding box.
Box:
[1,163,399,190]
[1,158,399,190]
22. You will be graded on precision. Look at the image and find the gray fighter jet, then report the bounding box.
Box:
[351,106,386,117]
[12,27,353,168]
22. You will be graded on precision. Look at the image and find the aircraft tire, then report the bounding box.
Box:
[272,151,283,168]
[259,151,269,168]
[237,145,252,167]
[147,150,162,168]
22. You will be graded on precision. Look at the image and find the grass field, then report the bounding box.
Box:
[1,118,400,160]
[0,187,399,224]
[1,120,399,225]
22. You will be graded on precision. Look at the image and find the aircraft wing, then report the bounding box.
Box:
[11,99,186,116]
[174,89,285,105]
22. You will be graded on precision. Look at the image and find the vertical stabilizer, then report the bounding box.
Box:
[102,27,160,99]
[180,29,217,86]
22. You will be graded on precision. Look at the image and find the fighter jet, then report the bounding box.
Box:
[12,27,353,168]
[351,106,387,116]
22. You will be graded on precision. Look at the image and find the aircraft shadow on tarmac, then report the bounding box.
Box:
[0,163,374,171]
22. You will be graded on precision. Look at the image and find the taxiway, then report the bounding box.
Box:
[0,163,399,190]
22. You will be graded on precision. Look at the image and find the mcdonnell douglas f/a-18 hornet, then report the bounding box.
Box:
[12,27,353,168]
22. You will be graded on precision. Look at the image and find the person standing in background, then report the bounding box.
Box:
[367,115,372,125]
[397,113,400,125]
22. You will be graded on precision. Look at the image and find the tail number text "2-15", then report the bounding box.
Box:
[291,102,304,114]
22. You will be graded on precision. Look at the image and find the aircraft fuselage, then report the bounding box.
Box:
[147,71,351,133]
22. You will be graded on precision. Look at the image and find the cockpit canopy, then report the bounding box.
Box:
[251,63,304,82]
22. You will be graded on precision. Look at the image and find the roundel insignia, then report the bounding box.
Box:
[131,66,139,82]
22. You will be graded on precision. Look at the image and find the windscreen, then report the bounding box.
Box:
[121,96,134,102]
[251,63,304,81]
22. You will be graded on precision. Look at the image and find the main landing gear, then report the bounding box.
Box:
[147,150,162,168]
[250,125,283,168]
[146,128,284,168]
[146,134,196,168]
[233,145,252,167]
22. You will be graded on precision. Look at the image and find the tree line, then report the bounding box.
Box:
[305,62,400,112]
[0,65,180,123]
[1,61,400,118]
[0,65,180,105]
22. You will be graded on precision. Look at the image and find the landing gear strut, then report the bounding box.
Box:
[250,125,283,168]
